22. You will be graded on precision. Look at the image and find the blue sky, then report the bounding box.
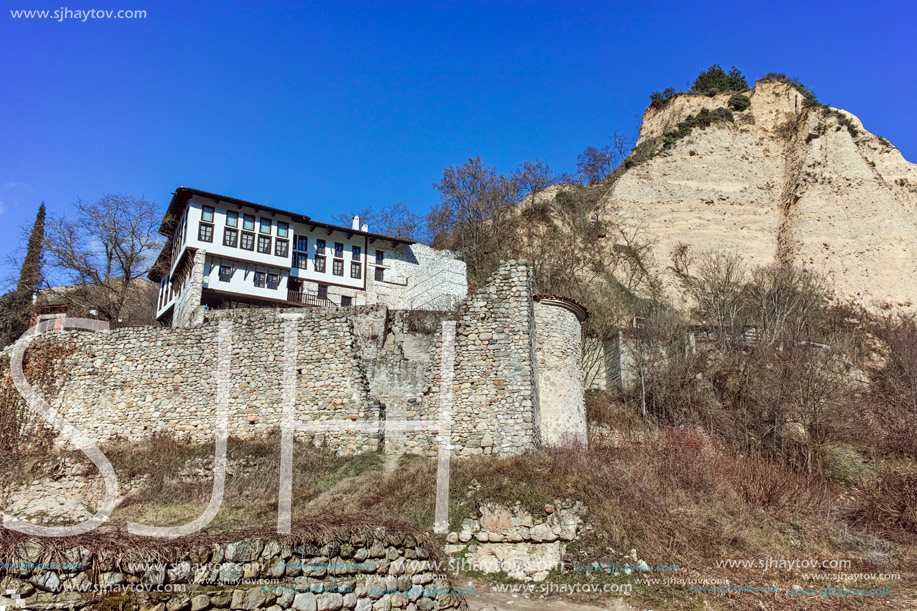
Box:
[1,0,915,286]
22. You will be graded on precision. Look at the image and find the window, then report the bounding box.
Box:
[333,259,344,276]
[219,264,232,282]
[352,246,361,260]
[266,273,279,289]
[257,235,271,254]
[253,271,266,288]
[374,267,384,282]
[315,256,326,273]
[317,284,328,299]
[375,250,384,265]
[201,206,214,223]
[243,214,255,231]
[334,242,344,258]
[341,296,352,307]
[350,262,361,279]
[277,222,289,238]
[226,211,238,228]
[223,228,237,247]
[316,239,326,253]
[259,218,272,234]
[293,253,308,269]
[240,232,255,250]
[275,239,289,257]
[198,223,213,242]
[295,235,308,251]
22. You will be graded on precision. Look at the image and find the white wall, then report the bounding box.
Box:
[287,221,369,291]
[202,254,290,302]
[179,196,296,272]
[403,244,468,310]
[365,243,467,311]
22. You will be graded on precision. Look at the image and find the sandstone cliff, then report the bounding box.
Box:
[602,79,917,311]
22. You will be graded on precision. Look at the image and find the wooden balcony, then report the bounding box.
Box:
[287,290,337,308]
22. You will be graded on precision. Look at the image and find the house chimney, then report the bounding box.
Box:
[352,215,360,230]
[361,222,368,232]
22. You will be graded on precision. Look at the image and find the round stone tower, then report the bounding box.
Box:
[533,294,588,447]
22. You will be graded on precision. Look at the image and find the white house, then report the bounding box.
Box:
[150,187,467,326]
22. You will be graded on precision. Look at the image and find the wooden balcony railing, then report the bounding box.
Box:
[287,291,337,308]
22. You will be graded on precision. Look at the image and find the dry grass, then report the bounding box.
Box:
[1,433,384,532]
[850,469,917,540]
[2,428,914,609]
[584,389,645,431]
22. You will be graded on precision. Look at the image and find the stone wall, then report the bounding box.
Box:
[0,530,465,611]
[533,298,587,446]
[443,501,586,582]
[1,262,586,458]
[173,250,207,329]
[3,307,381,454]
[406,262,541,458]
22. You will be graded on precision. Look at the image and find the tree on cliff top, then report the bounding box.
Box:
[44,195,163,322]
[692,64,748,95]
[0,203,46,345]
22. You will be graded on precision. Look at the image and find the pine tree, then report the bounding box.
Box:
[0,203,46,345]
[692,64,747,95]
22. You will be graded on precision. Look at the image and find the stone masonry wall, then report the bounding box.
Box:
[534,301,586,446]
[0,530,466,611]
[443,500,586,582]
[3,307,382,455]
[406,261,541,458]
[174,250,207,328]
[1,262,583,458]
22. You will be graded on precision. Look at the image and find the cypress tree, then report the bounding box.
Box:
[0,204,46,344]
[17,203,45,295]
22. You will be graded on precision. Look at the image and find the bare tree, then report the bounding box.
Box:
[429,157,518,280]
[44,195,164,321]
[575,133,631,185]
[332,202,426,242]
[610,132,632,165]
[676,250,747,348]
[871,315,917,455]
[512,160,562,209]
[749,264,825,345]
[576,146,614,184]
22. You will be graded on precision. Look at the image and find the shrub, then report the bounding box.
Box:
[585,390,643,431]
[759,73,820,107]
[850,469,917,536]
[403,309,446,334]
[692,64,747,95]
[727,93,751,111]
[869,314,917,456]
[649,87,679,109]
[623,137,661,169]
[821,444,878,486]
[662,107,734,150]
[833,111,859,137]
[0,342,69,459]
[735,453,831,516]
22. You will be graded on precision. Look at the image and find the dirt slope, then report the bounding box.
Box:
[603,79,917,311]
